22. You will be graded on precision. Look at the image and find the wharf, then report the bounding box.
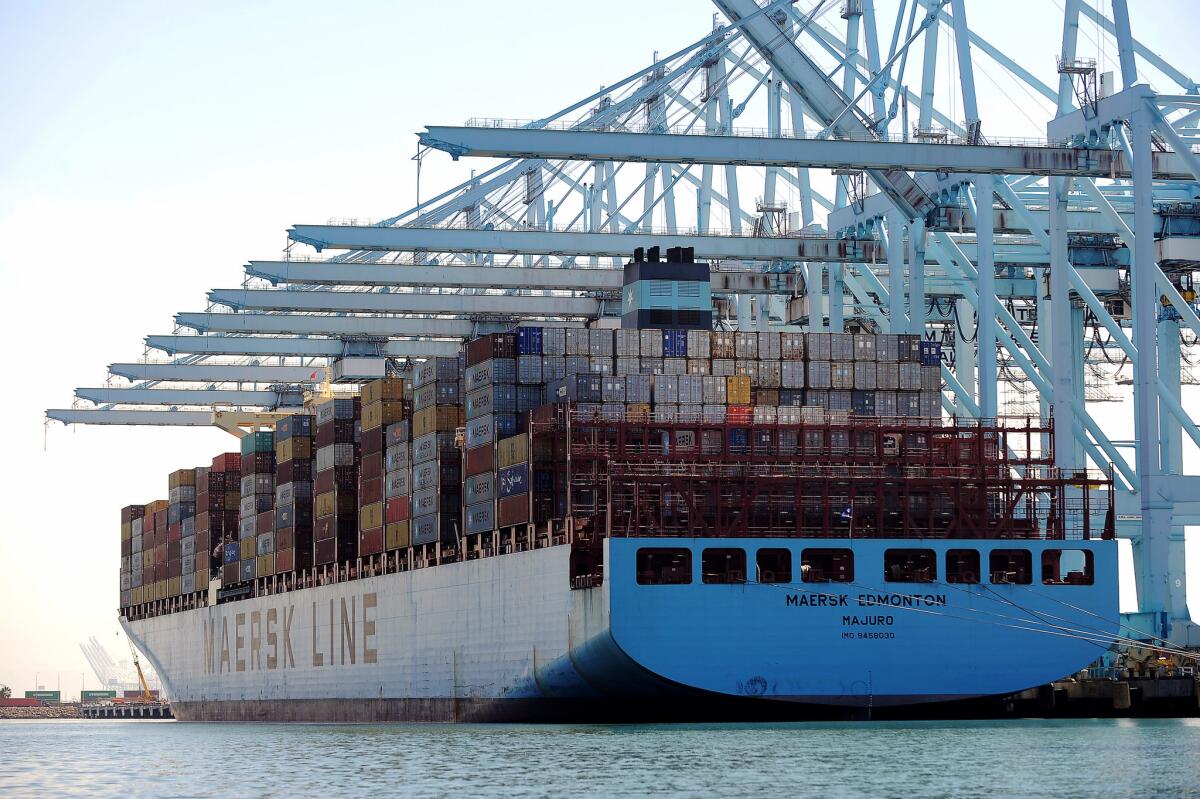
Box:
[1000,675,1200,718]
[81,703,173,720]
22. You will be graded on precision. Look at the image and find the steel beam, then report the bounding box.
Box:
[176,312,489,338]
[109,362,329,383]
[47,409,215,426]
[146,335,463,358]
[284,226,878,262]
[207,288,602,317]
[75,387,299,407]
[420,125,1198,180]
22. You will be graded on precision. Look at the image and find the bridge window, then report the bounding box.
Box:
[802,548,855,583]
[636,548,691,585]
[945,549,981,584]
[1042,549,1094,585]
[989,549,1032,585]
[702,548,746,584]
[757,548,792,584]
[884,548,936,583]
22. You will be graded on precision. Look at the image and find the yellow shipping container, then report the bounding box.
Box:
[131,586,143,605]
[168,469,196,489]
[386,521,410,550]
[167,576,181,597]
[626,403,652,423]
[143,551,154,568]
[360,501,384,531]
[363,399,407,432]
[315,491,336,518]
[361,377,407,405]
[412,405,463,438]
[240,538,255,560]
[727,375,752,405]
[146,499,169,515]
[276,436,313,463]
[257,554,275,577]
[121,522,132,540]
[497,433,529,469]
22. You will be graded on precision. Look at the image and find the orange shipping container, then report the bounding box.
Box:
[361,377,407,405]
[363,400,407,432]
[726,375,752,405]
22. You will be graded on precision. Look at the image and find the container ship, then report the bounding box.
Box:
[117,249,1118,722]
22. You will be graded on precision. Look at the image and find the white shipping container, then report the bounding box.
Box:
[735,332,758,358]
[614,329,640,357]
[711,331,735,358]
[854,334,877,361]
[807,360,832,389]
[652,374,678,404]
[734,360,758,382]
[542,355,566,382]
[654,404,680,422]
[600,403,625,421]
[703,404,727,423]
[543,326,567,356]
[589,357,614,376]
[315,443,356,471]
[899,363,922,391]
[385,468,411,498]
[756,361,782,389]
[753,405,778,424]
[565,356,590,376]
[781,361,805,389]
[640,329,664,357]
[876,362,900,391]
[830,333,854,361]
[687,330,711,358]
[876,334,900,362]
[808,333,831,361]
[614,356,640,375]
[661,358,687,375]
[639,357,664,374]
[687,358,711,375]
[678,375,705,404]
[626,374,652,404]
[757,332,781,360]
[565,327,589,355]
[921,364,942,392]
[589,328,614,357]
[601,376,626,403]
[709,358,734,376]
[702,375,727,404]
[517,355,543,385]
[854,362,877,390]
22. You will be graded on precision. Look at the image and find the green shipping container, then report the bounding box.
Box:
[25,690,61,703]
[240,430,275,457]
[81,690,117,702]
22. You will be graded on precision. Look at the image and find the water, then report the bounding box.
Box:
[2,718,1198,798]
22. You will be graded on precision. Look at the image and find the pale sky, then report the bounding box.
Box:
[1,0,1197,698]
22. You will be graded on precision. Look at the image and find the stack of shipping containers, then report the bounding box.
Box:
[275,416,314,574]
[239,430,274,585]
[359,379,406,558]
[414,356,465,548]
[120,322,950,614]
[314,397,360,566]
[119,505,141,608]
[198,453,239,594]
[167,468,196,599]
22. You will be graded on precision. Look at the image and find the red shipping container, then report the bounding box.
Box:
[316,419,357,448]
[275,547,294,573]
[0,698,42,708]
[167,522,181,543]
[386,496,410,523]
[154,545,167,566]
[315,537,337,565]
[154,563,166,582]
[222,563,240,585]
[121,538,132,557]
[361,426,384,456]
[359,527,384,556]
[155,513,167,534]
[276,526,293,550]
[361,452,383,480]
[195,529,211,554]
[314,466,357,494]
[727,404,753,424]
[466,332,516,366]
[195,510,211,533]
[466,443,495,477]
[167,539,181,560]
[256,510,274,534]
[277,459,313,484]
[358,476,382,506]
[167,559,182,578]
[498,494,530,526]
[212,452,241,472]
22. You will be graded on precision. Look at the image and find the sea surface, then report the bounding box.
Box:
[1,717,1198,798]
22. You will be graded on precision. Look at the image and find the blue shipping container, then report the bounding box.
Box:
[533,468,555,492]
[223,543,240,565]
[920,340,943,365]
[498,463,530,498]
[727,428,749,454]
[517,326,544,355]
[662,329,688,358]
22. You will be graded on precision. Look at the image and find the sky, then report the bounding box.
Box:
[1,0,1198,698]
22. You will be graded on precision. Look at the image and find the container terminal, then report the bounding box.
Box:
[45,0,1200,720]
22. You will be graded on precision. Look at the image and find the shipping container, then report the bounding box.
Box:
[413,356,461,387]
[360,377,406,405]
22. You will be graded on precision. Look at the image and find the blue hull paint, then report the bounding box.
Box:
[588,537,1119,707]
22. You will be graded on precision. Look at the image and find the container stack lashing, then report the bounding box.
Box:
[275,414,314,580]
[200,452,240,597]
[313,396,361,576]
[359,378,408,573]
